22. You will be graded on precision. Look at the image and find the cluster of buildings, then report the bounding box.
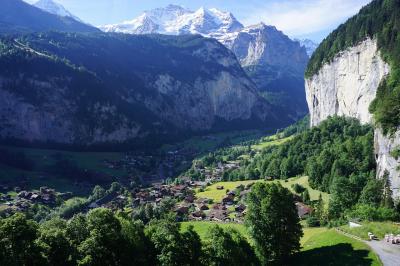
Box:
[0,186,73,216]
[194,161,241,183]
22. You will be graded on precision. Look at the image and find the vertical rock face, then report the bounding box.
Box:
[306,38,390,127]
[375,129,400,198]
[305,38,400,198]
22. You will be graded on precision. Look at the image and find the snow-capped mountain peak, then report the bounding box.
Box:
[100,5,243,37]
[34,0,82,22]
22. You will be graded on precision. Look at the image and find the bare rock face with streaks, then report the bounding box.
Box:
[306,38,399,198]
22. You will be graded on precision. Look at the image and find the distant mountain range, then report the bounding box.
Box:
[0,0,98,34]
[101,5,312,120]
[0,1,314,148]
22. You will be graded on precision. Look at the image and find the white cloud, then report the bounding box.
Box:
[242,0,371,37]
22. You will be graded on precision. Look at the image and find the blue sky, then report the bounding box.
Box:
[25,0,372,42]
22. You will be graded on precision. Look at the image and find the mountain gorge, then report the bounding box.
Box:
[306,0,400,198]
[101,5,310,120]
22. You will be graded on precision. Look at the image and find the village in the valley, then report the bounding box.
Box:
[0,147,313,223]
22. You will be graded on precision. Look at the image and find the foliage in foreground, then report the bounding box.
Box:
[0,189,303,266]
[246,182,303,264]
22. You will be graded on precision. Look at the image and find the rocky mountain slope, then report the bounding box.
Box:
[0,0,98,34]
[34,0,83,22]
[0,32,287,149]
[305,0,400,198]
[101,5,310,120]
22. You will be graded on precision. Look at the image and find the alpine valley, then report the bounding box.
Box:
[0,1,400,266]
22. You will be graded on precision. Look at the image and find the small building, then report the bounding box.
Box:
[235,204,246,213]
[349,221,362,228]
[175,206,189,215]
[199,204,209,211]
[295,202,312,219]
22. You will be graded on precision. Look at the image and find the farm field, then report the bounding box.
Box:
[339,222,400,240]
[0,145,127,176]
[161,130,265,155]
[196,176,329,203]
[251,135,294,150]
[181,221,332,247]
[0,145,127,194]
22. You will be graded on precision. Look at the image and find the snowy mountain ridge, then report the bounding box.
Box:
[100,4,244,39]
[34,0,82,22]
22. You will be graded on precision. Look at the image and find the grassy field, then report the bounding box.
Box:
[0,145,127,176]
[182,221,334,247]
[340,222,400,240]
[196,180,258,202]
[294,229,381,266]
[251,135,294,150]
[0,145,128,195]
[196,176,329,204]
[180,221,381,266]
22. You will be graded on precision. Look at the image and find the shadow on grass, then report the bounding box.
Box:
[289,243,373,266]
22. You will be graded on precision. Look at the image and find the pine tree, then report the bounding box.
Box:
[381,170,394,208]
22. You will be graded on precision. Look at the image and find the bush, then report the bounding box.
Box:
[306,216,320,227]
[292,183,306,194]
[346,204,399,222]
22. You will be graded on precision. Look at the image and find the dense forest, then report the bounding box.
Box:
[306,0,400,134]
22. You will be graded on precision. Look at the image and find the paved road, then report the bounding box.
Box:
[336,229,400,266]
[365,240,400,266]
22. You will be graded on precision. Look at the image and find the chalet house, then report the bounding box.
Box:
[175,206,189,215]
[191,210,205,219]
[296,202,313,219]
[222,194,235,205]
[199,204,209,211]
[235,204,246,213]
[185,195,195,203]
[209,210,230,222]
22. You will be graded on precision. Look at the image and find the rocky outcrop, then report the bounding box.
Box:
[305,38,400,198]
[306,38,390,127]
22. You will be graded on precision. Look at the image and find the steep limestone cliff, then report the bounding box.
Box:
[305,38,399,198]
[306,38,390,127]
